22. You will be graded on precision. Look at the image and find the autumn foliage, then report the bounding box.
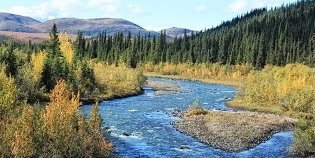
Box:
[144,62,253,86]
[227,64,315,156]
[0,80,112,157]
[40,80,111,157]
[93,62,146,99]
[59,33,74,64]
[31,51,47,82]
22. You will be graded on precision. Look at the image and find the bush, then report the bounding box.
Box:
[0,65,18,157]
[0,80,112,157]
[185,101,208,117]
[143,62,254,85]
[0,65,17,116]
[93,62,146,98]
[42,80,112,157]
[233,64,315,114]
[292,117,315,156]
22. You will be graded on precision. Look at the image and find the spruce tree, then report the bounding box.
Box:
[47,24,60,56]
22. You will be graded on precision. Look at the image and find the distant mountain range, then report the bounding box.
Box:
[162,27,197,38]
[0,12,196,38]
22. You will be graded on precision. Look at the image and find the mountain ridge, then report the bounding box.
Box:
[0,12,193,38]
[162,27,197,38]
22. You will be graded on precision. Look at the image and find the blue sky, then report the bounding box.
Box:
[0,0,297,31]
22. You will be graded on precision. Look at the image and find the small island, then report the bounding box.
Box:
[146,80,182,95]
[173,105,297,151]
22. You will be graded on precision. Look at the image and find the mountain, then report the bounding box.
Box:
[0,12,160,37]
[162,27,197,37]
[0,13,41,33]
[35,18,160,36]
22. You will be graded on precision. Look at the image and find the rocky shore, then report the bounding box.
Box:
[146,80,183,95]
[173,108,297,152]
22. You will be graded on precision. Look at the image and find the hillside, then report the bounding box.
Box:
[162,27,197,37]
[163,0,315,67]
[0,13,160,37]
[36,18,160,36]
[0,12,40,33]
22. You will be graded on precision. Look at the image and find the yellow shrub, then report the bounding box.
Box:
[43,80,80,155]
[59,32,74,64]
[234,64,315,115]
[144,63,254,86]
[0,66,17,116]
[31,51,47,82]
[42,80,112,156]
[93,62,146,98]
[12,106,35,157]
[0,65,19,157]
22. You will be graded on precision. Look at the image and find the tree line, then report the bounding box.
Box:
[72,0,315,69]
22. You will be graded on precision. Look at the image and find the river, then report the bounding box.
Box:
[80,77,293,158]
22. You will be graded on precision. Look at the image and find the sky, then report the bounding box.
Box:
[0,0,297,31]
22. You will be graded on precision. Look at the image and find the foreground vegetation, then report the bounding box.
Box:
[174,104,296,151]
[0,71,112,157]
[0,25,145,157]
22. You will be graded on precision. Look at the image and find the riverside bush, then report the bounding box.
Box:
[228,64,315,156]
[232,64,315,114]
[185,101,209,117]
[144,62,254,86]
[0,80,112,157]
[93,62,146,98]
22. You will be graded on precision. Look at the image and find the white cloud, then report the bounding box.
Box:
[227,0,286,13]
[5,0,121,21]
[127,5,142,15]
[195,4,207,13]
[227,0,248,13]
[87,0,121,13]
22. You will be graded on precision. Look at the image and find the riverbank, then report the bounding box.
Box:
[36,88,145,105]
[144,72,242,87]
[80,88,145,104]
[173,107,297,152]
[145,80,183,95]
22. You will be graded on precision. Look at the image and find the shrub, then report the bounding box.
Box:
[292,117,315,156]
[42,80,111,157]
[185,101,208,117]
[0,65,18,157]
[31,51,47,83]
[234,64,315,114]
[59,33,74,64]
[0,65,17,116]
[93,62,146,98]
[12,105,36,157]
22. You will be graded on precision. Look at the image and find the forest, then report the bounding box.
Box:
[74,0,315,68]
[1,0,315,157]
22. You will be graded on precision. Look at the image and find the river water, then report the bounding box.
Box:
[80,77,293,158]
